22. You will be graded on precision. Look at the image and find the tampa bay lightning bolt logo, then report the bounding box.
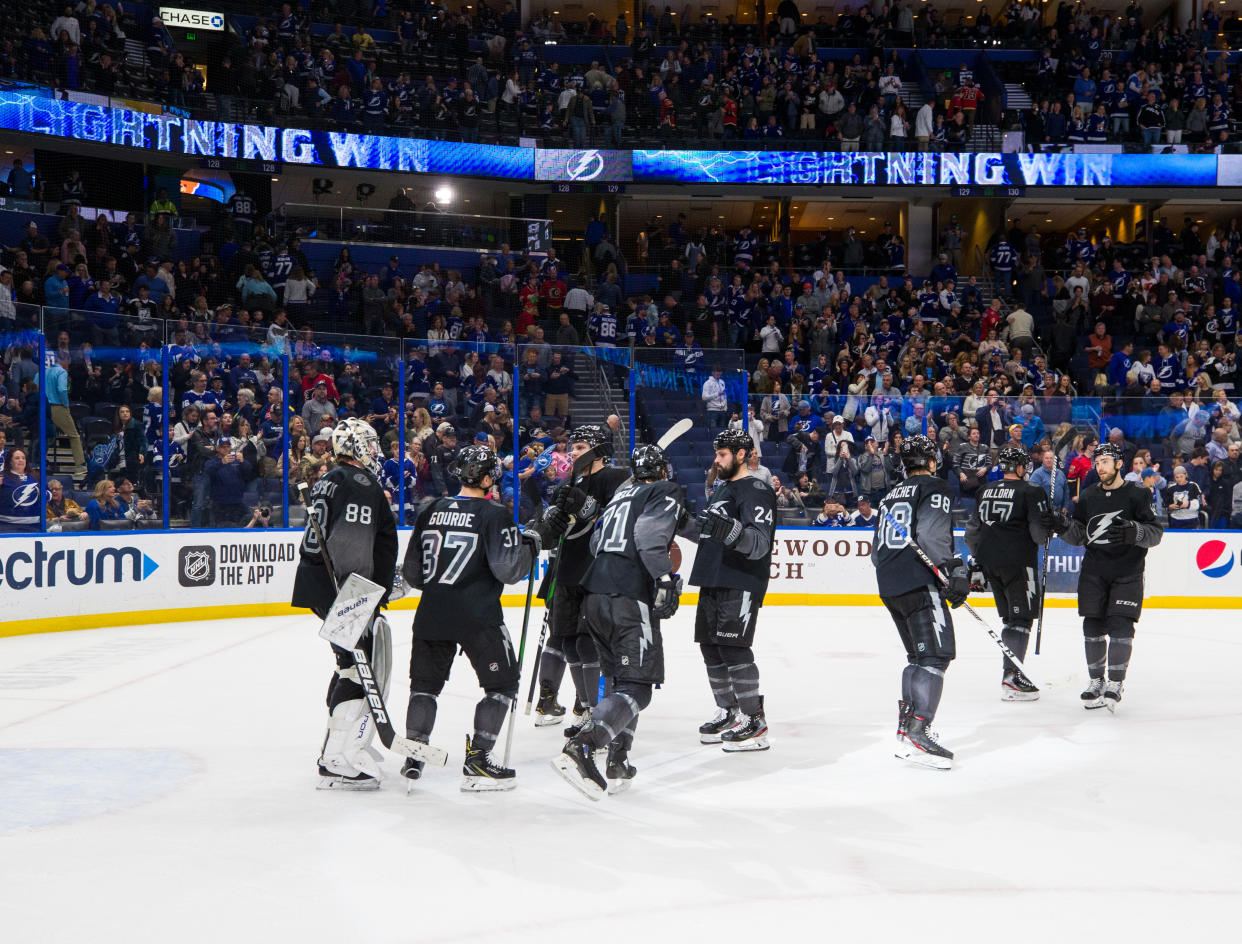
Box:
[14,484,39,507]
[567,150,605,182]
[1086,510,1121,544]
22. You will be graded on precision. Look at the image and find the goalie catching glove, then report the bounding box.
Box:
[699,506,744,547]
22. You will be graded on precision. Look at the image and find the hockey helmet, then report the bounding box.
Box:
[998,445,1031,474]
[631,444,670,482]
[451,443,501,488]
[1095,441,1124,463]
[713,428,755,457]
[330,417,383,476]
[571,423,611,457]
[899,434,937,472]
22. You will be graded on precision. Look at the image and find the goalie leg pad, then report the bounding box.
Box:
[370,615,392,700]
[320,698,381,779]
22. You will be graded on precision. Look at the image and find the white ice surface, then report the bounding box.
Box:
[0,606,1238,943]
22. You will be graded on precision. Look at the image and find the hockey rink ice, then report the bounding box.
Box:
[1,605,1237,942]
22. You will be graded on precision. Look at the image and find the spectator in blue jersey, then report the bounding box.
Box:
[44,263,71,311]
[0,448,39,532]
[675,330,704,371]
[427,382,450,422]
[1107,340,1135,389]
[84,280,122,347]
[84,478,125,529]
[517,348,545,418]
[788,399,825,437]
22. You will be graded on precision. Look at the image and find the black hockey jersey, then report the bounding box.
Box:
[292,463,398,619]
[964,478,1051,570]
[689,474,777,599]
[872,473,955,597]
[555,466,632,588]
[581,479,684,604]
[1059,482,1163,580]
[403,496,534,640]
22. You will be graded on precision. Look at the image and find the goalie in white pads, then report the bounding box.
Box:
[292,418,398,790]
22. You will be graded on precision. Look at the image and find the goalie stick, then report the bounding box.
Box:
[298,482,448,769]
[881,510,1040,687]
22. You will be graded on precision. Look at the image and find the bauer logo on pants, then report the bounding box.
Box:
[178,546,216,587]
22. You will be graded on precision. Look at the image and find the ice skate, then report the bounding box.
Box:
[720,697,769,752]
[896,699,912,743]
[605,743,637,795]
[699,706,740,744]
[551,730,607,800]
[1001,669,1040,702]
[533,683,566,727]
[461,735,516,792]
[1081,677,1107,709]
[1103,680,1124,713]
[896,714,953,770]
[316,765,380,791]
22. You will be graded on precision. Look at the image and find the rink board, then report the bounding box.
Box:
[0,528,1238,636]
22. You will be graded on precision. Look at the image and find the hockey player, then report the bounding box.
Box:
[552,444,685,799]
[691,428,777,751]
[532,425,631,729]
[292,418,398,790]
[964,445,1054,701]
[400,443,540,790]
[1050,441,1163,711]
[872,435,970,769]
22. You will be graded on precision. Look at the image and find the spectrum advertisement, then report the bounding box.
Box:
[0,88,1229,189]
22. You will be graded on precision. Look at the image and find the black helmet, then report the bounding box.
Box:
[1095,442,1124,463]
[571,423,610,457]
[899,434,937,472]
[998,445,1030,474]
[714,428,754,456]
[450,444,500,488]
[631,444,669,482]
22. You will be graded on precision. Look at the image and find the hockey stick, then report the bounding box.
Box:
[657,417,694,451]
[298,482,448,768]
[880,510,1040,685]
[521,445,599,716]
[1033,428,1076,655]
[503,555,539,766]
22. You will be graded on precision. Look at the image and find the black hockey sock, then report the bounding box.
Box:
[470,692,511,755]
[1083,622,1108,679]
[1107,637,1133,682]
[727,662,763,716]
[910,664,946,722]
[587,684,652,749]
[576,635,602,707]
[1001,625,1031,675]
[406,692,438,740]
[901,663,917,704]
[538,646,567,691]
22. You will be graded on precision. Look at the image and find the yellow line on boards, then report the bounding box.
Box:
[3,595,1237,638]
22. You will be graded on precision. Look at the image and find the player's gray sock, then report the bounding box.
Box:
[406,692,438,740]
[910,664,945,721]
[1001,625,1031,674]
[727,662,763,716]
[471,692,510,754]
[585,693,641,749]
[581,660,601,707]
[901,663,917,703]
[1084,635,1108,679]
[568,661,587,703]
[538,646,567,691]
[1107,638,1133,681]
[704,660,735,708]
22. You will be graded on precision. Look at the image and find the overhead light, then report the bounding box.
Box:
[270,177,279,181]
[434,185,454,204]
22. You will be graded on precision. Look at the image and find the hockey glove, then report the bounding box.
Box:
[540,504,572,540]
[520,528,543,554]
[652,573,683,619]
[1105,518,1143,545]
[941,558,971,609]
[1040,506,1069,534]
[699,506,744,547]
[966,557,989,593]
[555,485,591,518]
